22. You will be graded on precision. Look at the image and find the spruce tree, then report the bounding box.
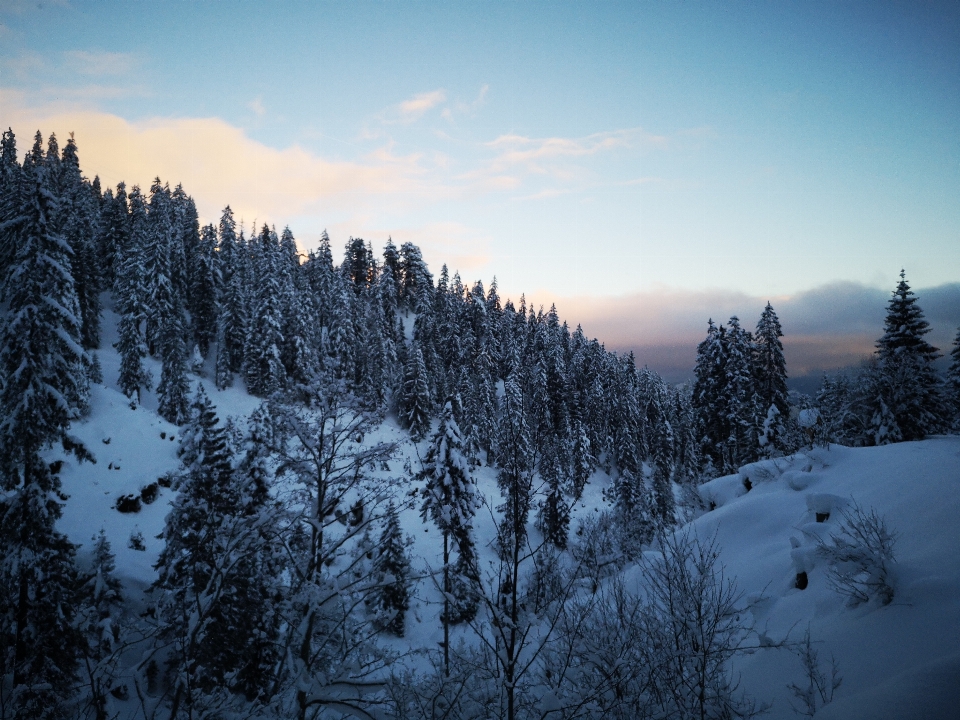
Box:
[724,316,758,471]
[215,207,247,387]
[371,501,411,637]
[872,271,948,441]
[114,186,152,403]
[754,302,788,453]
[190,223,220,358]
[948,326,960,429]
[77,530,125,720]
[398,342,432,439]
[419,401,480,654]
[154,387,280,711]
[243,225,285,396]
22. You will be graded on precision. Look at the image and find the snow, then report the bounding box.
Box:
[48,299,960,717]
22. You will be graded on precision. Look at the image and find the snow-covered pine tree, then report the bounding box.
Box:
[754,302,789,454]
[0,128,21,293]
[59,136,103,350]
[77,530,125,720]
[154,386,280,712]
[190,223,220,358]
[97,182,129,292]
[537,440,571,550]
[871,271,948,441]
[243,225,285,396]
[114,186,152,403]
[398,341,432,440]
[948,326,960,429]
[419,401,480,655]
[692,319,728,476]
[0,144,88,719]
[371,501,411,637]
[724,316,758,472]
[215,206,247,387]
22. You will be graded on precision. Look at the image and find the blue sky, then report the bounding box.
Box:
[2,0,958,380]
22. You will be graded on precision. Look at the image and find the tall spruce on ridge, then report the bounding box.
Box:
[0,138,88,720]
[872,270,948,442]
[754,302,788,453]
[243,225,285,396]
[398,341,432,439]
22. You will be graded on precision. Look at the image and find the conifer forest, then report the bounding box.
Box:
[1,127,959,720]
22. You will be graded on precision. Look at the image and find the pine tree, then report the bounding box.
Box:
[754,302,788,453]
[371,501,411,637]
[537,441,570,550]
[0,145,88,458]
[215,207,247,387]
[398,342,432,439]
[114,186,152,403]
[871,271,948,441]
[190,223,220,358]
[419,401,480,654]
[154,387,280,712]
[724,316,758,471]
[692,319,728,476]
[0,128,21,291]
[948,326,960,430]
[77,530,125,720]
[243,225,285,396]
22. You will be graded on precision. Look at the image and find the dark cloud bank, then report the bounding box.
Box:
[552,281,960,394]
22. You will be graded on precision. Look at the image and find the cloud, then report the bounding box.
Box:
[247,96,266,118]
[525,281,960,385]
[63,50,135,76]
[442,84,489,120]
[396,89,447,123]
[2,94,449,235]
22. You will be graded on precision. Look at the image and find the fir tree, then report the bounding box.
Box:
[243,225,285,396]
[190,223,220,358]
[215,207,247,387]
[537,441,570,550]
[871,271,948,441]
[113,186,152,403]
[398,342,432,439]
[77,530,125,720]
[154,387,280,712]
[371,501,411,637]
[754,302,788,453]
[419,401,480,659]
[948,326,960,429]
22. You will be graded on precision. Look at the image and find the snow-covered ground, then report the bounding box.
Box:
[51,306,960,718]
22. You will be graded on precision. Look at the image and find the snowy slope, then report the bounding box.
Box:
[695,440,960,718]
[49,302,960,718]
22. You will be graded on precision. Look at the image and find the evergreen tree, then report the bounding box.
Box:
[724,316,758,471]
[871,271,948,441]
[243,225,285,396]
[215,207,247,387]
[190,223,220,358]
[371,501,411,637]
[692,320,728,476]
[154,387,280,713]
[77,530,125,720]
[948,326,960,429]
[419,401,480,653]
[537,441,570,550]
[398,342,432,439]
[113,186,152,403]
[0,128,21,291]
[753,302,788,453]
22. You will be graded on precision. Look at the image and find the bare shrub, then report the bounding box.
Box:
[787,627,841,717]
[817,502,897,606]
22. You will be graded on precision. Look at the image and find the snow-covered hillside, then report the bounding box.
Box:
[49,302,960,719]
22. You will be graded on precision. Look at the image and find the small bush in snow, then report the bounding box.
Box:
[115,494,142,513]
[787,627,841,717]
[817,502,898,607]
[128,530,145,551]
[140,482,159,504]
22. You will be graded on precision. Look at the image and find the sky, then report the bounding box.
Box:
[2,0,958,383]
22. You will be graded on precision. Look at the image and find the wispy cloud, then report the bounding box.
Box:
[63,50,135,76]
[396,89,446,123]
[247,96,266,118]
[442,84,489,120]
